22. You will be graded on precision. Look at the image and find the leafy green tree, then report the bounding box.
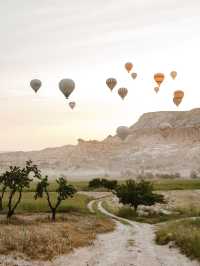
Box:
[103,180,118,190]
[89,178,118,190]
[88,178,102,188]
[115,180,165,212]
[35,176,76,221]
[0,160,40,218]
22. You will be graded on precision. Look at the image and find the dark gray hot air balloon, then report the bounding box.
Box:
[30,79,42,93]
[59,79,75,99]
[116,126,130,140]
[69,101,76,109]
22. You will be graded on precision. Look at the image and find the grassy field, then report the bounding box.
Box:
[153,179,200,191]
[156,218,200,262]
[2,178,200,193]
[1,192,91,214]
[0,192,115,261]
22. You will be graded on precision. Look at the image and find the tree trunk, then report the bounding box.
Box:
[51,209,56,222]
[7,209,14,219]
[7,190,22,219]
[0,197,2,211]
[134,204,138,212]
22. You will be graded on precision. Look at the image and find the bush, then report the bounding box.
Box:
[115,180,165,211]
[89,178,118,190]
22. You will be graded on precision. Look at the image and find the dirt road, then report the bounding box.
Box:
[55,199,199,266]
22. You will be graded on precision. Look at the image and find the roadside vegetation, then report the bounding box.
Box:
[156,219,200,262]
[0,161,115,261]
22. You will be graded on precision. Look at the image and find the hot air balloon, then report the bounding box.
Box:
[170,71,177,80]
[59,79,75,99]
[118,88,128,100]
[173,90,184,106]
[174,90,184,99]
[125,62,133,73]
[154,87,159,93]
[159,122,172,138]
[154,73,165,87]
[116,126,130,140]
[131,73,137,80]
[106,78,117,91]
[30,79,42,93]
[69,102,76,109]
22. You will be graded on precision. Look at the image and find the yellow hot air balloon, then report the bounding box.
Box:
[69,102,76,109]
[106,78,117,91]
[154,73,165,87]
[154,87,159,93]
[170,71,177,80]
[125,62,133,73]
[30,79,42,93]
[118,88,128,100]
[59,79,75,99]
[131,73,137,80]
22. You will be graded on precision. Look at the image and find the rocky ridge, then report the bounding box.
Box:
[1,108,200,180]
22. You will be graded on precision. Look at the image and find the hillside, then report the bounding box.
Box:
[1,108,200,180]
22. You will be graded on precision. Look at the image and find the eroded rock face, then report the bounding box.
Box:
[1,108,200,179]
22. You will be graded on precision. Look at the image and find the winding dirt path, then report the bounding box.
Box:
[57,198,199,266]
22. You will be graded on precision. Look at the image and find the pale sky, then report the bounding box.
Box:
[1,0,200,151]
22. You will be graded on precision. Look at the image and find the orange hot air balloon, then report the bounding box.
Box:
[173,90,184,106]
[154,87,159,93]
[131,73,137,80]
[173,97,182,106]
[174,90,184,99]
[69,101,76,109]
[106,78,117,91]
[125,62,133,73]
[170,71,177,80]
[154,73,165,87]
[118,88,128,100]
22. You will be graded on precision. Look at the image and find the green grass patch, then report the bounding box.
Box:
[153,179,200,191]
[1,192,91,214]
[156,218,200,261]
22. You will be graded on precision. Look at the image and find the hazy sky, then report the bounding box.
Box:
[1,0,200,151]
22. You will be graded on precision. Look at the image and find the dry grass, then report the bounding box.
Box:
[156,218,200,261]
[0,214,115,261]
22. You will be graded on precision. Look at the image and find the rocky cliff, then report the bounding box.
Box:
[1,108,200,180]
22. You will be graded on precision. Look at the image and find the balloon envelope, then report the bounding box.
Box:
[154,73,165,87]
[170,71,177,80]
[106,78,117,91]
[174,90,184,99]
[30,79,42,93]
[69,102,76,109]
[116,126,130,140]
[118,88,128,100]
[125,62,133,73]
[131,73,137,80]
[59,79,75,99]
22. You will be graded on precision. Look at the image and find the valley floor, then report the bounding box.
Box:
[0,195,199,266]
